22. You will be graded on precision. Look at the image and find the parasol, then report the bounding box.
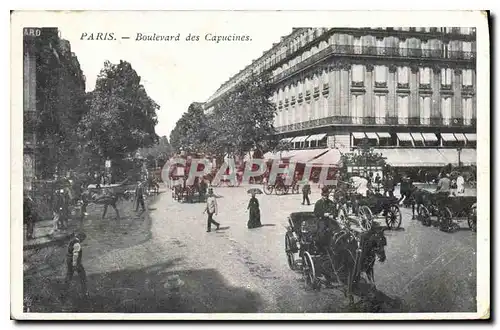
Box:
[247,188,263,195]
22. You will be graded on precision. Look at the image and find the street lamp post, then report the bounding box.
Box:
[457,147,462,167]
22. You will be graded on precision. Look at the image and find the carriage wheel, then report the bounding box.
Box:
[419,205,431,226]
[467,206,477,232]
[285,232,297,271]
[359,205,373,231]
[263,184,273,195]
[438,206,454,232]
[302,252,320,290]
[386,205,402,230]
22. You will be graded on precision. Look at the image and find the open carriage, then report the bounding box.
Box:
[284,209,387,301]
[416,190,477,232]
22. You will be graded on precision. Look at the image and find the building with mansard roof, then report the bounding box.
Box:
[204,27,476,172]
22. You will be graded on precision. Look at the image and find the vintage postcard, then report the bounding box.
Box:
[11,10,490,320]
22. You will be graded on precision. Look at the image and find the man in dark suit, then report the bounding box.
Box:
[302,182,311,205]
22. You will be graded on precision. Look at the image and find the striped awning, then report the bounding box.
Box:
[411,133,424,142]
[465,133,477,141]
[365,132,379,139]
[377,132,391,138]
[396,133,413,141]
[292,136,309,143]
[421,133,438,141]
[280,137,294,143]
[306,133,327,142]
[454,133,467,141]
[441,133,457,142]
[352,132,366,139]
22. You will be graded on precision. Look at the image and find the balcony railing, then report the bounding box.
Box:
[273,44,476,83]
[275,115,476,133]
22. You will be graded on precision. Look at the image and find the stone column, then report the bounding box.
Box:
[431,65,441,119]
[365,63,374,117]
[409,65,420,118]
[388,64,397,118]
[340,62,350,117]
[327,65,337,117]
[453,68,463,120]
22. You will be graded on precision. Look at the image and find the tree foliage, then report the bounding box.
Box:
[32,37,87,179]
[77,60,159,173]
[170,72,279,158]
[137,135,172,168]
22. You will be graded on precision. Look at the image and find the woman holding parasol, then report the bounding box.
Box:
[246,188,262,229]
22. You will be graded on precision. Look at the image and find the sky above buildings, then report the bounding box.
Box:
[55,12,296,138]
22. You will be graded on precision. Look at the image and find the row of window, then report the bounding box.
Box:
[274,66,474,102]
[274,95,475,127]
[209,28,475,102]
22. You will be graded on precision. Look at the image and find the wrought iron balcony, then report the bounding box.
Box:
[274,115,477,133]
[272,44,476,83]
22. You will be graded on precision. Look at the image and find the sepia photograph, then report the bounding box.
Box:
[10,10,490,320]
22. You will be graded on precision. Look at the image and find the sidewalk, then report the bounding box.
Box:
[23,219,80,251]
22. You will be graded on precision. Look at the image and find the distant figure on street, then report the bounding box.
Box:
[65,232,88,297]
[50,189,65,235]
[302,182,311,205]
[456,173,465,195]
[204,188,220,232]
[436,173,451,197]
[374,173,381,189]
[134,181,146,212]
[247,191,261,229]
[384,174,395,198]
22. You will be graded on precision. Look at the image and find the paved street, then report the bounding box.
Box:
[23,183,477,313]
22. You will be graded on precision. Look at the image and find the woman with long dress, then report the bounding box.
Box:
[247,192,261,229]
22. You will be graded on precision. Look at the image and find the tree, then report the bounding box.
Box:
[137,135,172,168]
[208,72,278,157]
[169,102,209,153]
[78,60,159,177]
[31,36,87,179]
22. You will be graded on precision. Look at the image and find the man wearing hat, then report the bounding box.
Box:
[314,187,339,249]
[134,181,146,212]
[204,188,220,232]
[65,232,88,297]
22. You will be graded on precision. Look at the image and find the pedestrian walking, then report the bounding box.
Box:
[247,191,262,229]
[134,181,146,212]
[301,182,311,205]
[203,188,220,232]
[65,232,88,297]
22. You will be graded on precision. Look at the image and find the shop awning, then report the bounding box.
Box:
[438,148,476,166]
[306,133,327,142]
[377,132,391,138]
[421,133,438,141]
[280,137,294,143]
[373,148,449,167]
[365,132,379,139]
[263,150,297,160]
[460,149,477,166]
[441,133,457,142]
[465,133,477,141]
[290,148,329,163]
[291,136,309,143]
[352,132,366,139]
[311,149,343,167]
[454,133,467,141]
[396,133,413,141]
[411,133,424,142]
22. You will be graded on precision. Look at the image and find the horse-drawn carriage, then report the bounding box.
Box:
[333,179,402,230]
[415,189,477,232]
[284,210,387,301]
